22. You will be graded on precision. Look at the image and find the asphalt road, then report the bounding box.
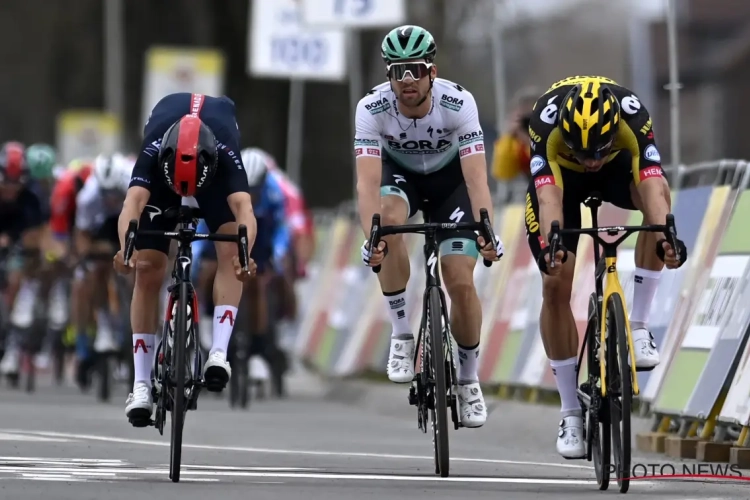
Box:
[0,371,746,500]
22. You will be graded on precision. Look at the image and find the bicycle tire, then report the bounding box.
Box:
[586,293,610,490]
[169,282,188,483]
[428,287,450,478]
[606,293,631,493]
[97,354,111,402]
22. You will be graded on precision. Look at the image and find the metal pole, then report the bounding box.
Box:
[104,0,124,149]
[347,30,363,203]
[490,0,508,135]
[285,80,305,186]
[665,0,682,168]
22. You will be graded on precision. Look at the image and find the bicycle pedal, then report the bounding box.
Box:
[128,417,153,428]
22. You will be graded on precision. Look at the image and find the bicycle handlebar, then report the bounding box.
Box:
[122,219,250,272]
[548,213,680,269]
[366,208,497,274]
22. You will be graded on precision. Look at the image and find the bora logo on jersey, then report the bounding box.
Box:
[387,139,452,154]
[440,94,464,112]
[365,98,391,115]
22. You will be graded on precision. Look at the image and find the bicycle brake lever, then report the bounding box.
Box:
[479,208,494,268]
[549,221,560,269]
[369,214,382,274]
[123,220,138,266]
[665,214,680,263]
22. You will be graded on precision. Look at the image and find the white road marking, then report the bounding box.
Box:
[0,429,592,471]
[178,465,322,472]
[0,465,640,485]
[0,432,72,443]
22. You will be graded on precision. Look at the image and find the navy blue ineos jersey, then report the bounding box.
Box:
[130,93,249,194]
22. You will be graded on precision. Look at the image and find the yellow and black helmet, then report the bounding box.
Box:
[558,82,620,159]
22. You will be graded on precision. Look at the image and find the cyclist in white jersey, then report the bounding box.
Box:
[355,25,505,428]
[75,153,133,362]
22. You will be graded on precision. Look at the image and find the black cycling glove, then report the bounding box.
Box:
[656,237,688,267]
[537,244,568,275]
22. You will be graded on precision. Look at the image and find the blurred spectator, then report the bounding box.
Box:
[491,88,540,183]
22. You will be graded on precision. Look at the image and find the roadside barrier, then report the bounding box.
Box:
[295,159,750,468]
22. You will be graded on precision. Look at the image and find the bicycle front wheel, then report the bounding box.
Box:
[428,287,450,478]
[169,282,188,483]
[606,293,631,493]
[586,293,610,490]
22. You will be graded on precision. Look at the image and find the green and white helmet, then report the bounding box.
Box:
[381,25,436,64]
[25,143,57,180]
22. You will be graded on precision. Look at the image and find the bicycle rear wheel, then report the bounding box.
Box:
[428,287,449,478]
[586,293,610,490]
[169,282,188,483]
[606,293,631,493]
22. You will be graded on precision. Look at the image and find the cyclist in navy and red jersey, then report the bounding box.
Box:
[112,92,258,426]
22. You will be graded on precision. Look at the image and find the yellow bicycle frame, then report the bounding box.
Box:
[599,256,640,397]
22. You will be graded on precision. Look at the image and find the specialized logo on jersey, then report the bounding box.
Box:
[440,94,464,112]
[547,75,618,92]
[365,98,391,115]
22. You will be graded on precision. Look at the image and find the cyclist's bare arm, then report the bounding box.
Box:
[118,186,149,249]
[356,156,382,236]
[227,191,257,248]
[538,184,563,246]
[461,153,494,225]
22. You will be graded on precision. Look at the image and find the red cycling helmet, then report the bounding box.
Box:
[158,115,218,197]
[0,141,28,183]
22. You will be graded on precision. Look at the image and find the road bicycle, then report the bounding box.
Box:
[548,193,680,493]
[123,205,250,482]
[366,208,497,478]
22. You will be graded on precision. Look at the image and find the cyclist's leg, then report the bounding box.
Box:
[195,187,250,391]
[379,159,420,383]
[605,152,670,370]
[430,177,486,427]
[125,188,177,422]
[526,173,584,458]
[195,237,217,352]
[90,217,120,354]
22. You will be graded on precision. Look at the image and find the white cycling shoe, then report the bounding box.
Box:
[125,382,153,422]
[557,415,585,459]
[387,338,415,383]
[458,382,487,428]
[632,328,660,371]
[0,348,20,376]
[203,351,231,392]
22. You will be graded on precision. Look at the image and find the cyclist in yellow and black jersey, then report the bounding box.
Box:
[524,75,688,459]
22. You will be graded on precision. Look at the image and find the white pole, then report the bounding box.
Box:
[103,0,124,149]
[285,80,305,186]
[665,0,681,168]
[347,30,363,204]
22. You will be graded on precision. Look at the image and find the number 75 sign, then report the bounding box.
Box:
[302,0,405,28]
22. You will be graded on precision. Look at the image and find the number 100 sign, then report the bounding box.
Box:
[302,0,405,28]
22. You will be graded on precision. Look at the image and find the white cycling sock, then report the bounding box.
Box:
[385,290,412,339]
[132,333,156,387]
[550,357,581,417]
[457,342,480,383]
[630,268,661,331]
[211,305,238,355]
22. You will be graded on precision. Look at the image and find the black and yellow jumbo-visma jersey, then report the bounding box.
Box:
[527,75,663,191]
